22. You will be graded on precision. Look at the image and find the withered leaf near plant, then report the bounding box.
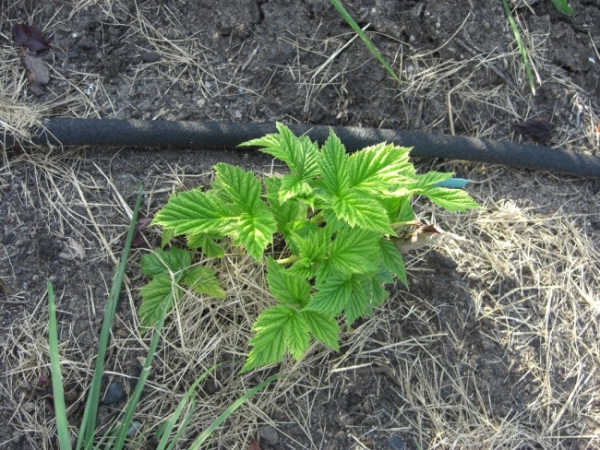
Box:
[512,118,554,142]
[20,50,50,95]
[14,24,50,53]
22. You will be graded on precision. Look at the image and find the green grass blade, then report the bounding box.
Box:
[47,280,72,450]
[162,399,196,450]
[188,374,282,450]
[76,185,144,449]
[501,0,536,94]
[156,365,222,450]
[330,0,401,84]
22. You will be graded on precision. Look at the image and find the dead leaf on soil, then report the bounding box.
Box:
[20,50,50,95]
[13,23,50,53]
[0,278,12,295]
[511,117,554,142]
[246,438,261,450]
[393,223,469,252]
[121,215,153,247]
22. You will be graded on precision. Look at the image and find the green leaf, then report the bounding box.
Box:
[152,190,233,236]
[551,0,573,15]
[331,190,394,234]
[379,238,408,289]
[294,227,330,267]
[329,227,379,275]
[266,257,311,307]
[235,210,277,261]
[410,171,454,189]
[139,274,183,328]
[395,196,416,223]
[243,305,310,371]
[361,270,391,314]
[240,124,319,182]
[279,174,313,202]
[345,281,368,328]
[349,143,413,192]
[265,178,305,236]
[419,186,480,212]
[160,227,175,248]
[141,248,191,278]
[299,310,340,351]
[307,273,353,316]
[187,233,225,258]
[212,163,263,214]
[183,266,225,298]
[318,130,349,195]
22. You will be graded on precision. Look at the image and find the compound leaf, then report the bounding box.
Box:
[139,274,183,328]
[265,177,305,238]
[241,124,319,182]
[183,266,225,299]
[410,171,454,189]
[331,190,394,234]
[294,227,330,267]
[213,163,263,214]
[187,233,225,258]
[242,305,310,372]
[419,187,480,212]
[345,280,368,328]
[349,143,413,192]
[266,257,311,307]
[279,173,313,202]
[141,247,191,278]
[379,238,408,289]
[235,210,277,261]
[318,131,349,196]
[329,227,379,275]
[299,310,340,351]
[307,273,353,316]
[152,190,233,236]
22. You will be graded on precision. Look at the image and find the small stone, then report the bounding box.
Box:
[140,50,160,63]
[258,425,278,446]
[126,421,143,437]
[102,382,126,405]
[467,272,481,281]
[1,232,15,245]
[12,430,23,443]
[23,402,35,413]
[389,435,405,450]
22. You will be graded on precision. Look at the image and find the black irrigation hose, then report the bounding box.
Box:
[6,118,600,179]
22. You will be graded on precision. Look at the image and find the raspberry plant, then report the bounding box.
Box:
[145,123,479,372]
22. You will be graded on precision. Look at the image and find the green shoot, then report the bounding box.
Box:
[48,185,275,448]
[330,0,401,84]
[47,280,71,449]
[77,185,145,449]
[151,123,479,372]
[502,0,536,94]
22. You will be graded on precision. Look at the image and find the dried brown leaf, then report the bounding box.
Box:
[14,24,50,53]
[512,118,553,142]
[20,50,50,95]
[246,438,261,450]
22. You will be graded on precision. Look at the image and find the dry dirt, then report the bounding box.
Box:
[1,1,600,449]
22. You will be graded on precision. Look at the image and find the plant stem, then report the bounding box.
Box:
[276,254,300,265]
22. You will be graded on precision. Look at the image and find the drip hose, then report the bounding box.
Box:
[6,118,600,179]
